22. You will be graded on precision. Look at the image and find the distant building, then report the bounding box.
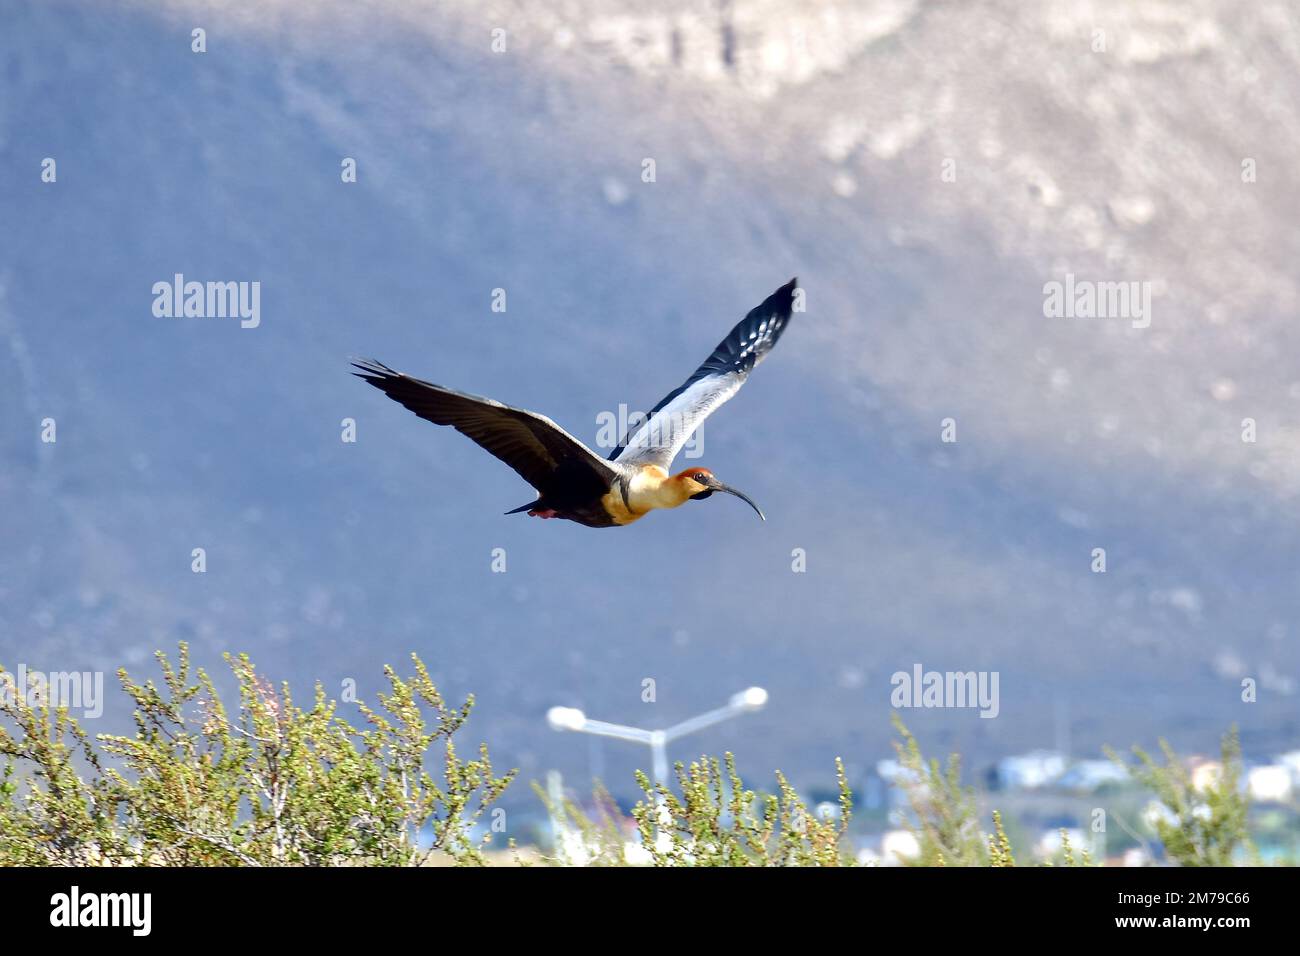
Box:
[996,750,1067,790]
[855,828,920,866]
[1246,764,1293,803]
[1276,750,1300,784]
[1120,846,1152,868]
[880,829,920,865]
[1056,759,1129,791]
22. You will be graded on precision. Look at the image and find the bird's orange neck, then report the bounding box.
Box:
[629,466,695,512]
[600,466,703,525]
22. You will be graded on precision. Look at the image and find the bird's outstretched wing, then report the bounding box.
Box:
[610,278,798,470]
[352,359,619,497]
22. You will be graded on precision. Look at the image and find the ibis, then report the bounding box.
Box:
[352,278,798,527]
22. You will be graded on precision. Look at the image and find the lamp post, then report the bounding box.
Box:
[546,686,769,787]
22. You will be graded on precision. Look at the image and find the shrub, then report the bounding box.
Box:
[633,753,853,866]
[0,645,1260,868]
[890,713,988,865]
[539,753,854,866]
[1105,726,1252,866]
[890,717,1093,867]
[0,645,513,866]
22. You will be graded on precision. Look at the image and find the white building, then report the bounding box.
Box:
[880,829,920,865]
[996,750,1067,790]
[1246,764,1293,803]
[1056,759,1129,791]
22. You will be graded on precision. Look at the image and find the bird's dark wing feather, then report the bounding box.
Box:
[352,359,618,496]
[610,278,798,469]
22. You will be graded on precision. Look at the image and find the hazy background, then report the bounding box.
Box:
[2,0,1298,809]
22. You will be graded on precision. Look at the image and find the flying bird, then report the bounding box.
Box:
[353,278,798,527]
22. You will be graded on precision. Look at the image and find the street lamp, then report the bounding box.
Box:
[546,687,769,787]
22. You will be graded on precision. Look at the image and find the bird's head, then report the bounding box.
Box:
[676,468,765,521]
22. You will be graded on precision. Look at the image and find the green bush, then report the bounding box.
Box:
[0,645,513,866]
[538,753,854,866]
[0,646,1264,868]
[890,716,1094,867]
[890,714,988,865]
[1105,726,1253,866]
[633,753,853,866]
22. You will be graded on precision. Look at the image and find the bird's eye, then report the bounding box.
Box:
[694,474,707,482]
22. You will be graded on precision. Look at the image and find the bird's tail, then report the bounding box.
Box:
[505,500,540,515]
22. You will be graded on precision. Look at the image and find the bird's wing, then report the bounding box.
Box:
[610,278,798,470]
[352,359,618,495]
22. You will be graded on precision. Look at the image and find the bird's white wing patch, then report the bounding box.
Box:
[614,372,744,469]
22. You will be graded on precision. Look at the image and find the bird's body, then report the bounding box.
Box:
[354,278,798,527]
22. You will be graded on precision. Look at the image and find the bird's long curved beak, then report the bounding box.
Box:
[708,479,766,521]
